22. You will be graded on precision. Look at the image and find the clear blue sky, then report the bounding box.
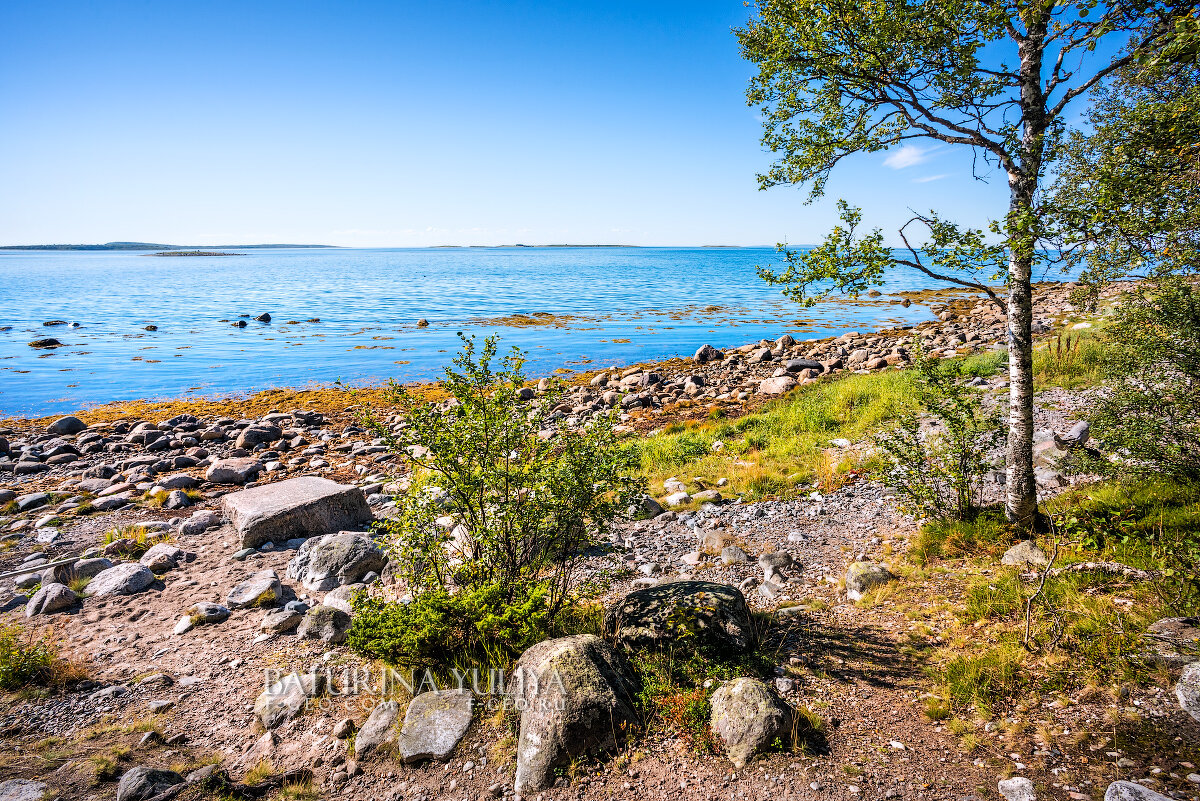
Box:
[0,1,1012,247]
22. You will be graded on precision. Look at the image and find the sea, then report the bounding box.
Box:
[0,246,1063,418]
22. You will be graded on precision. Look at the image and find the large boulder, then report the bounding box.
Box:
[225,569,282,609]
[221,476,373,548]
[709,677,792,768]
[286,531,386,592]
[845,560,895,601]
[1177,661,1200,722]
[87,563,155,597]
[235,424,282,450]
[693,344,721,363]
[205,457,264,485]
[603,580,757,653]
[508,634,639,794]
[354,700,401,759]
[254,671,325,729]
[397,689,474,762]
[116,767,184,801]
[43,556,112,586]
[25,582,78,616]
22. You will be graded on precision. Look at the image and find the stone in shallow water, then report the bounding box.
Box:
[222,476,373,548]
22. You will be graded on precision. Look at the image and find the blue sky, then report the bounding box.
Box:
[0,1,1013,247]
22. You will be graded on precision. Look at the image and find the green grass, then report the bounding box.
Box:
[1032,326,1107,389]
[642,369,921,500]
[912,508,1013,564]
[0,622,85,691]
[101,524,170,557]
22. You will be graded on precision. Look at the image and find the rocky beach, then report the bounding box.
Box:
[3,279,1197,801]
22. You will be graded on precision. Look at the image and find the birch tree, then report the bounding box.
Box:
[737,0,1188,526]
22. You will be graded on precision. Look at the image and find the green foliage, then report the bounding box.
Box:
[937,642,1023,716]
[0,622,57,691]
[630,647,774,753]
[913,508,1011,563]
[876,345,1004,521]
[1032,329,1107,388]
[642,368,919,499]
[1085,278,1200,482]
[351,334,642,667]
[1049,63,1200,298]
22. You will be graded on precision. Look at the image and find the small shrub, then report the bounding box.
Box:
[937,643,1023,715]
[0,622,83,691]
[876,344,1004,521]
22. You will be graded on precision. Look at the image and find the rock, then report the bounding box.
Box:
[222,476,373,548]
[254,671,325,729]
[355,700,401,758]
[205,457,263,485]
[693,490,723,503]
[757,376,797,395]
[45,556,112,586]
[721,546,749,565]
[332,718,354,739]
[163,490,191,510]
[187,602,231,625]
[48,415,86,435]
[398,689,473,762]
[296,604,351,643]
[663,491,692,507]
[179,509,222,536]
[28,338,62,349]
[604,580,757,653]
[845,560,894,601]
[261,608,304,634]
[1142,617,1200,665]
[1105,782,1175,801]
[116,767,184,801]
[694,344,721,364]
[0,780,47,801]
[1053,421,1090,449]
[784,359,822,373]
[416,318,429,327]
[999,777,1037,801]
[255,313,272,323]
[758,551,793,583]
[635,496,664,518]
[1177,661,1200,722]
[140,542,185,574]
[709,677,792,768]
[1001,540,1050,568]
[509,635,639,794]
[88,563,156,597]
[226,569,282,608]
[25,582,78,616]
[236,424,282,450]
[286,531,386,592]
[15,493,48,512]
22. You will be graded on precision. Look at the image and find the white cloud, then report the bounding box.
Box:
[912,173,949,183]
[883,144,933,169]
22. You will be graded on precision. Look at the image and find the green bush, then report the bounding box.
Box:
[351,334,644,667]
[875,344,1004,521]
[1086,278,1200,483]
[0,622,57,691]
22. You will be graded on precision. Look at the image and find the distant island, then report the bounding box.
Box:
[146,250,244,257]
[0,241,335,251]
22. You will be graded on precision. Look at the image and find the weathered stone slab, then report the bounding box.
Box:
[221,476,373,548]
[398,689,473,763]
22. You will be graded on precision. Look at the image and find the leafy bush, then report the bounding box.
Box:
[876,345,1005,521]
[351,334,643,666]
[1086,278,1200,482]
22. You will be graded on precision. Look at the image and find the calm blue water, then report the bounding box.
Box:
[0,246,1023,418]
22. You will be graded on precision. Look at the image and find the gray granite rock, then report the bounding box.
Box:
[709,677,792,769]
[221,476,372,548]
[87,563,155,597]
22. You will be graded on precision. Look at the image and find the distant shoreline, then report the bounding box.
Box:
[0,242,336,251]
[145,251,244,257]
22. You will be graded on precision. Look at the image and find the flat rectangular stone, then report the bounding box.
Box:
[221,476,373,548]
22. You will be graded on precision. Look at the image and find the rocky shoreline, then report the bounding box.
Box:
[3,279,1196,801]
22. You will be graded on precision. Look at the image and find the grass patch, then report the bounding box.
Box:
[643,369,920,500]
[911,508,1013,564]
[101,524,170,557]
[141,489,203,508]
[1032,327,1107,389]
